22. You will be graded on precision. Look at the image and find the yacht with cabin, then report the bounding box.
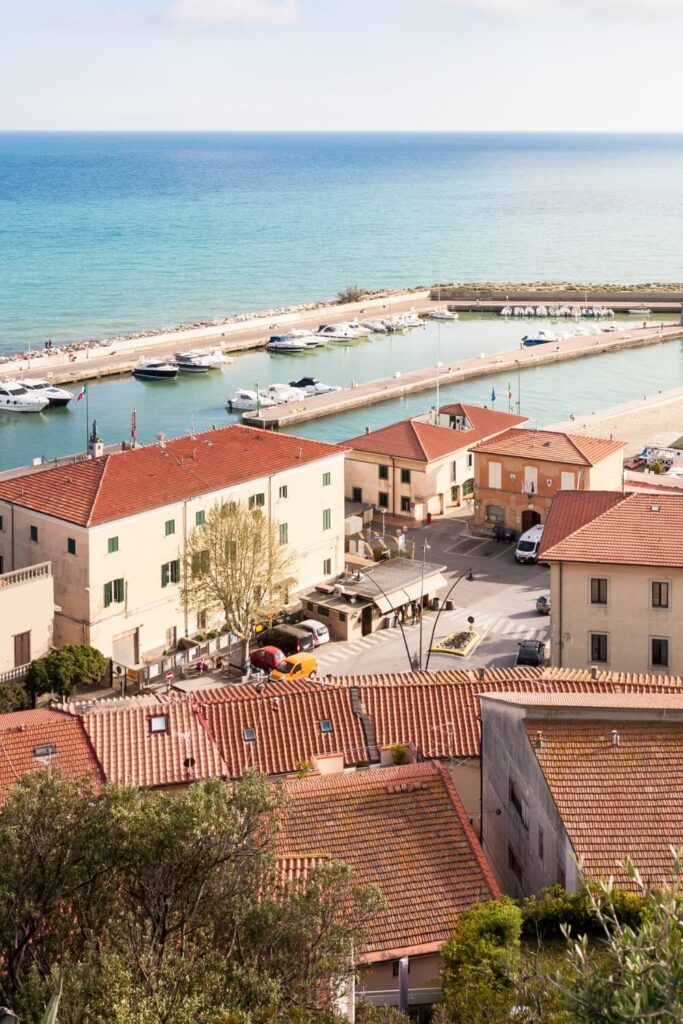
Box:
[16,378,74,407]
[0,380,50,412]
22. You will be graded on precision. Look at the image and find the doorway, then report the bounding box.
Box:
[521,509,541,533]
[361,605,373,636]
[13,631,31,667]
[112,628,139,666]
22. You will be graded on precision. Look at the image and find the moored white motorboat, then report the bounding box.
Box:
[16,377,74,407]
[174,352,211,373]
[265,383,306,404]
[428,309,459,320]
[226,388,276,412]
[266,335,310,353]
[133,360,178,380]
[288,376,341,395]
[522,329,562,347]
[316,323,365,341]
[393,311,424,329]
[0,380,50,413]
[500,306,513,317]
[361,319,389,333]
[628,308,652,315]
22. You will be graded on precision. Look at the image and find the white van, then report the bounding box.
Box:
[515,524,544,564]
[298,619,331,645]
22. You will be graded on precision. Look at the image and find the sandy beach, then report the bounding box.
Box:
[551,385,683,455]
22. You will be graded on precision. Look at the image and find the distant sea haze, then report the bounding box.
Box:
[2,131,683,354]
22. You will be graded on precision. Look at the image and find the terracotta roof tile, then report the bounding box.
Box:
[81,700,229,788]
[541,491,683,567]
[277,762,499,960]
[346,406,526,463]
[539,491,626,555]
[527,718,683,888]
[0,708,104,804]
[0,425,341,527]
[472,428,625,466]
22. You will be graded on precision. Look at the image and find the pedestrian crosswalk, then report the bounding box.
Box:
[315,611,549,671]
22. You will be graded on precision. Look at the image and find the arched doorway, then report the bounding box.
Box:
[521,509,541,533]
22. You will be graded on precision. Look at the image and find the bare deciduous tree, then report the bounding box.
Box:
[182,501,296,660]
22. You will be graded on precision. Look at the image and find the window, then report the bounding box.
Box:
[651,637,670,668]
[161,560,180,588]
[400,496,411,513]
[279,485,288,499]
[320,719,333,734]
[378,491,389,509]
[509,780,528,827]
[450,485,458,502]
[467,453,473,470]
[108,536,119,554]
[165,519,175,536]
[538,826,545,861]
[322,508,331,531]
[590,632,608,663]
[392,961,411,977]
[0,514,3,530]
[248,493,265,510]
[104,579,124,608]
[197,609,208,630]
[378,464,389,480]
[192,550,210,576]
[323,472,331,486]
[323,558,332,576]
[486,504,505,524]
[462,478,474,497]
[523,466,538,494]
[149,715,168,734]
[508,845,523,884]
[352,487,363,502]
[243,728,256,742]
[29,525,38,542]
[166,626,177,650]
[400,468,411,484]
[33,744,56,759]
[451,461,457,482]
[590,577,608,605]
[0,555,3,575]
[339,611,347,622]
[652,581,670,609]
[279,523,288,546]
[317,605,330,616]
[195,510,205,526]
[67,537,76,555]
[488,461,502,489]
[560,471,575,490]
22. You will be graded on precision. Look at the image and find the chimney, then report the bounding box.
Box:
[365,426,370,435]
[297,446,302,460]
[612,729,620,747]
[590,665,598,680]
[478,666,486,683]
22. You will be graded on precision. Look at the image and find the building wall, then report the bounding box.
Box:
[472,450,623,533]
[357,953,442,1009]
[0,563,54,672]
[0,451,346,663]
[345,448,473,520]
[480,699,579,898]
[549,560,683,675]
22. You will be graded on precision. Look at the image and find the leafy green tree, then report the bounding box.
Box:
[0,681,28,713]
[440,898,523,1023]
[25,644,107,701]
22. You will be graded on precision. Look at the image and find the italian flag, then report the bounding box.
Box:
[76,384,87,403]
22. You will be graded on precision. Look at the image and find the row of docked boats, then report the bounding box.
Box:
[132,347,233,380]
[521,322,623,347]
[226,377,341,411]
[0,378,74,413]
[502,305,616,319]
[265,311,434,352]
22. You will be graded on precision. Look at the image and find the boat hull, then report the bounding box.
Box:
[133,368,178,380]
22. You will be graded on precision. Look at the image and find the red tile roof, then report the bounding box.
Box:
[540,491,683,567]
[539,491,626,555]
[277,761,499,961]
[527,718,683,889]
[0,708,104,804]
[81,699,229,788]
[471,428,625,466]
[0,425,341,527]
[346,405,526,463]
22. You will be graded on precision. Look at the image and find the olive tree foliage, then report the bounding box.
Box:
[0,770,379,1024]
[182,502,296,658]
[557,854,683,1024]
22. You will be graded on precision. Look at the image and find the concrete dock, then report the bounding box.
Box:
[242,322,683,429]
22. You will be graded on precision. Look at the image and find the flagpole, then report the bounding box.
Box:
[85,386,89,453]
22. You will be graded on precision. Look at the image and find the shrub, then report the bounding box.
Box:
[521,884,646,940]
[650,459,666,475]
[0,682,29,713]
[25,644,108,701]
[390,743,409,765]
[337,284,366,304]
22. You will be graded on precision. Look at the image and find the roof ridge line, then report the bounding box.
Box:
[86,453,113,528]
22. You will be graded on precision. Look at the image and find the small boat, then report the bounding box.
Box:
[316,323,365,341]
[16,377,74,407]
[174,353,211,373]
[361,319,389,333]
[266,335,310,353]
[201,346,233,367]
[226,388,276,412]
[522,329,562,347]
[393,311,424,329]
[133,360,178,380]
[428,309,459,321]
[0,380,50,413]
[628,308,652,315]
[500,306,513,317]
[265,383,306,404]
[289,376,342,395]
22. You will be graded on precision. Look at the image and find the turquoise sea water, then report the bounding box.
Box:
[3,132,683,352]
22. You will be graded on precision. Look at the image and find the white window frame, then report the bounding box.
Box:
[488,461,502,489]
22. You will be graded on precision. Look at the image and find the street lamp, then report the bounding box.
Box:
[424,567,475,670]
[418,539,431,670]
[355,569,415,671]
[379,508,387,539]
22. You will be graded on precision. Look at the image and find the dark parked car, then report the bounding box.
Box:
[516,640,546,667]
[535,595,551,615]
[249,645,287,673]
[493,524,516,543]
[259,624,315,655]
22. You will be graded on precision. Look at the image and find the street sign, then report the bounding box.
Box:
[165,670,174,682]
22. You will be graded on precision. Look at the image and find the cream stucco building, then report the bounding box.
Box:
[344,404,526,521]
[540,491,683,675]
[0,562,55,675]
[0,425,345,665]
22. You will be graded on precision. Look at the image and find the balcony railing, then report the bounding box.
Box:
[0,562,52,588]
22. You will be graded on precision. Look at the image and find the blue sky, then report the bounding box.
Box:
[3,0,683,130]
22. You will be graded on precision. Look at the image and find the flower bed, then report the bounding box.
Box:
[430,630,480,658]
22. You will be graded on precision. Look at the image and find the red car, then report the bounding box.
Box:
[249,645,287,673]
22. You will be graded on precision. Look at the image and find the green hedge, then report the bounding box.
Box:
[521,885,646,939]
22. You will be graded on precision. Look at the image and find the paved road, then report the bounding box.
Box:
[316,515,551,676]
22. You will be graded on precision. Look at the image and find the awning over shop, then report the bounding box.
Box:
[369,572,449,614]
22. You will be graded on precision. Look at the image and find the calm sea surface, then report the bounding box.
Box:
[1,132,683,469]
